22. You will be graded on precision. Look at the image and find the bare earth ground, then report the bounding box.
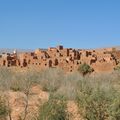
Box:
[5,85,49,120]
[4,85,82,120]
[67,101,83,120]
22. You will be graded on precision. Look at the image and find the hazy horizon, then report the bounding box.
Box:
[0,45,120,51]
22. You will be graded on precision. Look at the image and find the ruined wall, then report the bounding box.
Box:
[0,46,118,73]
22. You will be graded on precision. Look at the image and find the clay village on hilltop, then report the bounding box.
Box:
[0,45,120,73]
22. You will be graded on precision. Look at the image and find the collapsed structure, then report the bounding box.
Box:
[0,45,120,72]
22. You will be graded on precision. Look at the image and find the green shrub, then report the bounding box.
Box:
[109,94,120,120]
[0,96,8,120]
[37,94,68,120]
[114,65,120,71]
[77,89,110,120]
[78,63,93,76]
[76,77,120,120]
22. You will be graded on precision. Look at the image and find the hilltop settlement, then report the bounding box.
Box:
[0,45,120,73]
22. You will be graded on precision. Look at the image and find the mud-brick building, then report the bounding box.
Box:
[90,50,117,72]
[0,52,19,67]
[0,45,119,73]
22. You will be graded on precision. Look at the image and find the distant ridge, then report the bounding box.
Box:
[0,48,48,54]
[0,46,120,54]
[0,48,33,54]
[115,46,120,50]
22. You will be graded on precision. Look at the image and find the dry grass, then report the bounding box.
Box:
[0,67,120,120]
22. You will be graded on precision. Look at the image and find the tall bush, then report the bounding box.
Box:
[78,63,93,76]
[37,94,68,120]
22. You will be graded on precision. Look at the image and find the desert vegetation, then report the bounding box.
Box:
[0,66,120,120]
[0,95,9,120]
[37,94,68,120]
[78,63,94,76]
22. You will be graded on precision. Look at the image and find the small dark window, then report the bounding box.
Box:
[3,60,6,66]
[28,60,31,64]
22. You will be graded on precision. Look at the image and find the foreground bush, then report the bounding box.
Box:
[109,94,120,120]
[37,94,68,120]
[0,95,9,120]
[76,78,120,120]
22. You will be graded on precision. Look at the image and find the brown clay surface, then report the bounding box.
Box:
[0,46,119,73]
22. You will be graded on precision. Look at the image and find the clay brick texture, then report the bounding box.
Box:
[0,46,119,72]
